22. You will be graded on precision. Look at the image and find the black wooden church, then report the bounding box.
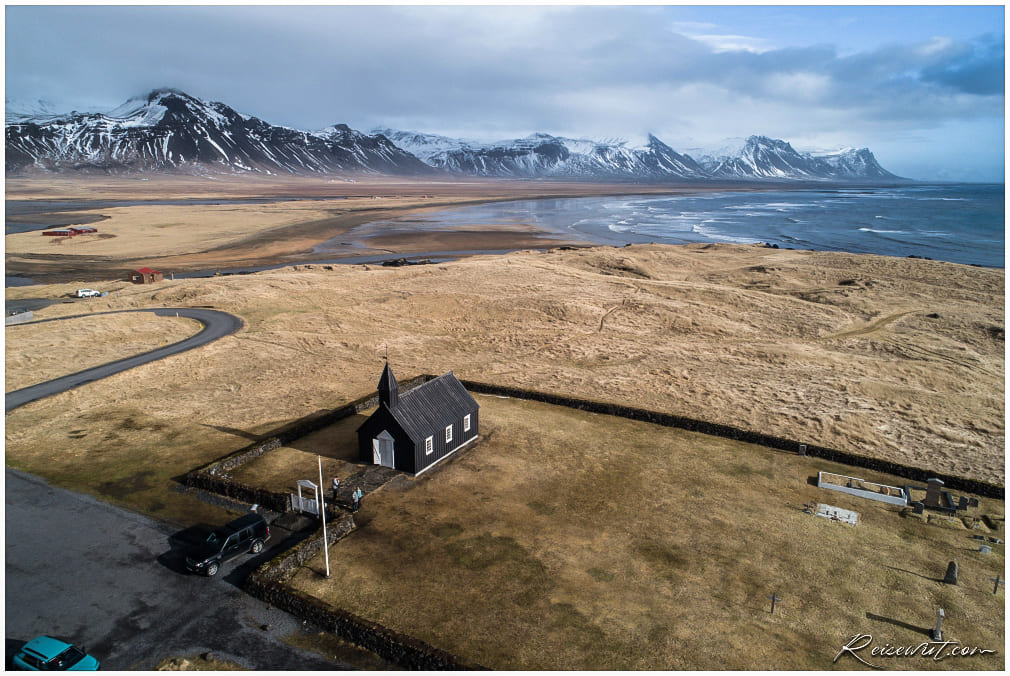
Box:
[356,364,480,475]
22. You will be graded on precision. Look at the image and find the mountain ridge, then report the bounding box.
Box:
[5,89,435,176]
[6,89,903,181]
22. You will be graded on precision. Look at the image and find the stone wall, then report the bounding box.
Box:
[182,375,436,509]
[245,512,482,670]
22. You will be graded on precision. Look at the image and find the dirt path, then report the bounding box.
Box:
[821,310,918,340]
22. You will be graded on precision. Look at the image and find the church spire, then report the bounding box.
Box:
[378,362,399,409]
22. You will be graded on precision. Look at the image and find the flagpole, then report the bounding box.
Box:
[318,455,331,578]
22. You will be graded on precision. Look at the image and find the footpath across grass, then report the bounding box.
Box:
[285,394,1004,670]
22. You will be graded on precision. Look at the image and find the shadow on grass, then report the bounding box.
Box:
[885,565,944,584]
[806,475,819,487]
[200,424,262,441]
[865,611,931,637]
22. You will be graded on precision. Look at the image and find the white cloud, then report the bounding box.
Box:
[683,33,774,54]
[4,5,1003,180]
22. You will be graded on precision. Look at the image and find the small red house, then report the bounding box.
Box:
[42,226,98,237]
[131,267,163,284]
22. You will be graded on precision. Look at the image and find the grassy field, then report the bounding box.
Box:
[5,312,200,391]
[5,243,1002,531]
[284,394,1004,670]
[4,177,1002,669]
[228,411,371,492]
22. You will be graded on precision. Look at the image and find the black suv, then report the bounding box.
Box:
[185,513,271,576]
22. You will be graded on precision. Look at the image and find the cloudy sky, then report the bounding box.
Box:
[5,3,1005,181]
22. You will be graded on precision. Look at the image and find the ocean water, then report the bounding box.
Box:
[357,183,1004,268]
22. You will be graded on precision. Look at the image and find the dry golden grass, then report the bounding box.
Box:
[5,243,1003,531]
[6,201,355,258]
[155,654,244,670]
[228,412,370,492]
[5,312,200,391]
[285,394,1004,670]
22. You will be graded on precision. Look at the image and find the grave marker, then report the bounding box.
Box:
[990,574,1004,595]
[924,478,944,508]
[943,559,958,585]
[931,608,944,641]
[768,592,782,614]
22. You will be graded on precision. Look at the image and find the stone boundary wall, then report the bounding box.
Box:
[255,513,357,581]
[459,380,1005,500]
[182,375,435,510]
[245,513,482,670]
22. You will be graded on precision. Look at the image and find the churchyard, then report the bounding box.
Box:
[252,394,1004,670]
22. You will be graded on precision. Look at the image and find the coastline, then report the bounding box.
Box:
[4,176,997,284]
[3,177,751,283]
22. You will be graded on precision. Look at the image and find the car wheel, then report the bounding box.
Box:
[205,562,219,577]
[251,540,264,554]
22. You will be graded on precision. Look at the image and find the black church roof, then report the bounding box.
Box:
[385,372,478,443]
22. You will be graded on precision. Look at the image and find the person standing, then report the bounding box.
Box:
[352,487,363,513]
[331,477,340,501]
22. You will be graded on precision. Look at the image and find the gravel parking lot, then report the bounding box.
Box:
[4,468,350,670]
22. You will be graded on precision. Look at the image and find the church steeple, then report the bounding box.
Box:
[378,362,399,409]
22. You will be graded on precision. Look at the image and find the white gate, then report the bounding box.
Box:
[292,479,320,516]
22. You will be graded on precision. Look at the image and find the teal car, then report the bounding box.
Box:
[13,636,100,670]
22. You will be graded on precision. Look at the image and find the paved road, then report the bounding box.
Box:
[5,468,347,670]
[5,308,243,411]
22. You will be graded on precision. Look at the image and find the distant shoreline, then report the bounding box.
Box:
[4,176,998,285]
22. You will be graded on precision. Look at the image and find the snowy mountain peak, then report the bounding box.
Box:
[6,89,435,176]
[6,90,902,181]
[700,134,898,180]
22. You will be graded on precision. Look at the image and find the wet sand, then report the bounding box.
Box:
[5,175,762,283]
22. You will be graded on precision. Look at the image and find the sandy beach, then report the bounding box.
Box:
[5,175,759,282]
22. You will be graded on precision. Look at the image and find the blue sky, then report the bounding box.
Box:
[4,3,1005,181]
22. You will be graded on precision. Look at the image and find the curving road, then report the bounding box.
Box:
[5,308,243,412]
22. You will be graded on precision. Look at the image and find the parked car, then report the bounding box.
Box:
[185,513,270,576]
[13,635,100,670]
[75,289,101,298]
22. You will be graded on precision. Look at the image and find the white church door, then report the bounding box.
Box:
[372,430,395,468]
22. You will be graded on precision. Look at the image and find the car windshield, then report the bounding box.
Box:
[206,531,223,546]
[45,646,85,669]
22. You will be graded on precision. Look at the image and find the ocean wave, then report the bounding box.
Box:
[859,227,908,234]
[691,222,762,244]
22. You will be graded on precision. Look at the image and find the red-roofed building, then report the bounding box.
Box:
[41,226,99,237]
[131,267,163,284]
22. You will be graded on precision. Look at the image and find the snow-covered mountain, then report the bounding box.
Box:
[5,89,434,176]
[698,136,899,181]
[5,89,902,181]
[374,129,709,180]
